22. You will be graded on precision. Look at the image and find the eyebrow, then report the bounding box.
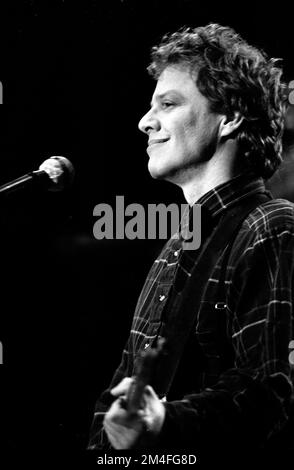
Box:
[150,90,184,107]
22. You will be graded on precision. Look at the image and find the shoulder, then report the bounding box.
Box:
[243,198,294,236]
[228,199,294,280]
[231,198,294,259]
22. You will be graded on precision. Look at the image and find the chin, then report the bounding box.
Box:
[148,158,185,186]
[147,160,170,180]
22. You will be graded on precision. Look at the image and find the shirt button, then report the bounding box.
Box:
[159,294,166,302]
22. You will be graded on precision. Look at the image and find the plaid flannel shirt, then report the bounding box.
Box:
[88,172,294,453]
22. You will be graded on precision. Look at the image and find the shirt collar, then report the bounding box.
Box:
[196,172,266,219]
[178,172,267,239]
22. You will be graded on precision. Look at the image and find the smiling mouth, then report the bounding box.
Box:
[148,138,169,147]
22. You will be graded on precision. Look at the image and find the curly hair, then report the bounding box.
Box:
[147,24,286,179]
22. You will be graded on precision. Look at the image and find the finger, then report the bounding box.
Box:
[110,377,134,396]
[141,386,166,436]
[104,419,142,450]
[105,397,128,422]
[105,399,135,427]
[143,385,158,400]
[104,422,125,449]
[104,418,124,436]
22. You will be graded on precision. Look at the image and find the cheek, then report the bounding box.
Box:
[181,120,199,149]
[173,115,198,147]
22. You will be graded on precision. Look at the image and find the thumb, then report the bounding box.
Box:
[110,377,134,397]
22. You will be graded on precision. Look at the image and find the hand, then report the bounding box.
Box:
[103,377,166,449]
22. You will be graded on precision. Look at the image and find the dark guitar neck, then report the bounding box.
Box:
[126,338,166,415]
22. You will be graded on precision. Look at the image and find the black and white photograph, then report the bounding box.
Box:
[1,1,294,467]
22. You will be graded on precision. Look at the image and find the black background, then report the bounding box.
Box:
[0,0,294,466]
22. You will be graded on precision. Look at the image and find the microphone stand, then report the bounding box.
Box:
[0,170,49,195]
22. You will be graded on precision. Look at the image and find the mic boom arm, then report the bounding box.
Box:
[0,156,74,195]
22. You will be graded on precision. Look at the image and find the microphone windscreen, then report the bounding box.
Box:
[39,156,75,191]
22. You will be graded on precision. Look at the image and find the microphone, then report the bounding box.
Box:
[0,156,75,195]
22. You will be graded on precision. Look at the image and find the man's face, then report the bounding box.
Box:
[138,65,223,184]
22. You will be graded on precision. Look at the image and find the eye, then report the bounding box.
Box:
[161,101,174,109]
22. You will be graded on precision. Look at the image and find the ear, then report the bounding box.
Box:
[218,111,244,139]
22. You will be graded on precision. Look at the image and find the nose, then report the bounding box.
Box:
[138,108,160,134]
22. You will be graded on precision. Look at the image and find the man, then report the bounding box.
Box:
[88,24,294,458]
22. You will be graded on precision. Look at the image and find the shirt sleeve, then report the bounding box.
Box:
[154,224,294,454]
[87,334,135,450]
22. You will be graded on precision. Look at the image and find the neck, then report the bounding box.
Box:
[178,146,243,205]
